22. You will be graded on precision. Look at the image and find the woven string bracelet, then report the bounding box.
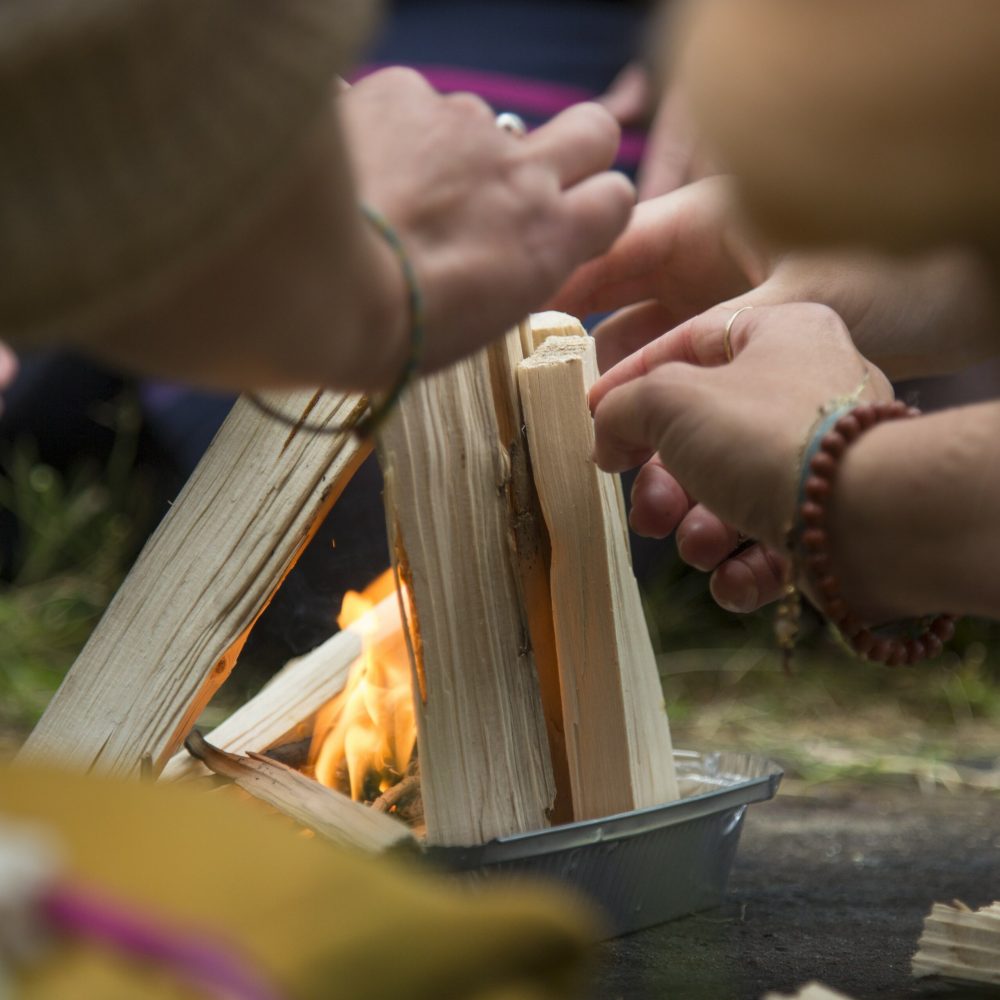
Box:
[246,202,424,439]
[780,398,957,667]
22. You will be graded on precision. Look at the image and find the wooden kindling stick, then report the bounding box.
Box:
[518,322,679,820]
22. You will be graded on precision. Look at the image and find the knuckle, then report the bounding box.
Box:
[445,91,495,121]
[373,66,430,93]
[572,101,621,145]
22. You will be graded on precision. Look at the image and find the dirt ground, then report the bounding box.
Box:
[595,783,1000,1000]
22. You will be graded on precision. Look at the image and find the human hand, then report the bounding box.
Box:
[591,303,893,608]
[598,62,700,199]
[0,340,17,418]
[553,177,1000,384]
[341,68,635,376]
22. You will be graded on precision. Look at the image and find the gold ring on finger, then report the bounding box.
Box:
[723,305,755,363]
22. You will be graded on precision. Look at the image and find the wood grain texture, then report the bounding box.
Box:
[381,350,555,846]
[913,901,1000,987]
[518,332,679,820]
[528,311,585,354]
[488,326,572,823]
[160,625,363,783]
[186,732,414,854]
[20,390,371,778]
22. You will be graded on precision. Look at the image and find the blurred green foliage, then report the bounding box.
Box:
[0,396,152,735]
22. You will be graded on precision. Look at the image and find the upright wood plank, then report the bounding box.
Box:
[20,391,371,778]
[380,350,555,846]
[487,325,572,823]
[519,331,679,820]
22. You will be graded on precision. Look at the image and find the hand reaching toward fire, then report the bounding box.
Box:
[590,303,893,613]
[550,177,1000,613]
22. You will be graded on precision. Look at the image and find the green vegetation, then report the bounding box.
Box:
[3,421,1000,791]
[0,397,153,741]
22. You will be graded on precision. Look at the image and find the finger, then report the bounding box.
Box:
[709,544,787,614]
[592,367,681,473]
[523,102,623,188]
[548,177,742,316]
[593,300,680,373]
[629,455,694,538]
[675,504,740,572]
[0,341,17,388]
[554,171,636,270]
[0,341,17,419]
[598,63,650,125]
[636,87,695,200]
[590,297,762,410]
[445,90,496,122]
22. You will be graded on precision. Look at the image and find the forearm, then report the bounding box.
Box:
[828,400,1000,621]
[90,110,409,392]
[768,249,1000,380]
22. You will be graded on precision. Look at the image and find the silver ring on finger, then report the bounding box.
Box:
[495,112,527,137]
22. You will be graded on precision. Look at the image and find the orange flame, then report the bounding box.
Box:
[309,569,417,801]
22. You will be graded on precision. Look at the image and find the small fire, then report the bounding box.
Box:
[309,569,417,802]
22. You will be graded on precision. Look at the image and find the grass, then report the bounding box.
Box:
[643,555,1000,792]
[0,396,153,742]
[3,417,1000,791]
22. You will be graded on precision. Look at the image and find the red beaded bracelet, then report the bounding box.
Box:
[793,399,957,666]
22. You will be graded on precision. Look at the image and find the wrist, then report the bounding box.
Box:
[790,401,956,665]
[353,210,412,391]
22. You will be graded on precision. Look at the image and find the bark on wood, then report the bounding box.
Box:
[380,349,555,846]
[185,731,414,854]
[518,332,679,820]
[20,390,370,779]
[912,900,1000,987]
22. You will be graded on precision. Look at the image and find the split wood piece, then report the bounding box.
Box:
[487,324,572,824]
[519,333,679,821]
[763,985,855,1000]
[162,588,404,782]
[380,350,555,846]
[185,731,415,854]
[20,390,371,779]
[912,900,1000,987]
[527,311,585,356]
[160,623,365,783]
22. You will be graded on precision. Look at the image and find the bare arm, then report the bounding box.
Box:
[79,71,634,391]
[828,401,1000,621]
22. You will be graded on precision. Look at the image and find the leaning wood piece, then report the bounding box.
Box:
[161,624,364,783]
[912,900,1000,986]
[519,333,679,821]
[20,391,371,779]
[381,350,555,846]
[185,732,414,854]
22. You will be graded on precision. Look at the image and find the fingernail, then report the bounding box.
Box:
[711,565,758,614]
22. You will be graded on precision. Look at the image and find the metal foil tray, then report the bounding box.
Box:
[427,750,783,937]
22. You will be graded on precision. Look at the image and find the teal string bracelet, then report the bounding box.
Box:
[246,203,424,439]
[354,202,424,437]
